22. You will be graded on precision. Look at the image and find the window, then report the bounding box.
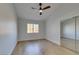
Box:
[27,24,39,33]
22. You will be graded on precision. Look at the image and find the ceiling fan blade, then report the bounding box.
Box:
[32,7,37,9]
[40,12,42,15]
[39,3,42,6]
[42,6,51,10]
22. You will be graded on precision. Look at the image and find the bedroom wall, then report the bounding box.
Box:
[0,4,17,55]
[18,18,46,41]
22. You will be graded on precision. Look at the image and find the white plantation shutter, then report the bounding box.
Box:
[27,24,39,33]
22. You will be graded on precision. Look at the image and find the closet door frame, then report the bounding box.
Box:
[75,16,79,53]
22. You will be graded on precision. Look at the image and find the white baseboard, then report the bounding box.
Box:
[17,38,60,46]
[18,38,46,42]
[45,39,60,46]
[10,40,17,55]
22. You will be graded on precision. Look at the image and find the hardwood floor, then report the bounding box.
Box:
[12,39,77,55]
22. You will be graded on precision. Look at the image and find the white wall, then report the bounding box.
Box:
[18,18,45,41]
[46,17,60,45]
[46,4,79,45]
[0,4,17,55]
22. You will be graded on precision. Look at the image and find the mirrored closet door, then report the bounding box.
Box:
[61,17,75,51]
[61,16,79,53]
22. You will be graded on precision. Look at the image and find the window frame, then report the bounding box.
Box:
[27,23,39,33]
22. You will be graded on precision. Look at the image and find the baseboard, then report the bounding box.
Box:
[45,39,60,46]
[18,38,46,42]
[11,41,18,55]
[17,38,60,47]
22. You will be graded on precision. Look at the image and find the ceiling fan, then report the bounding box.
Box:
[32,3,51,15]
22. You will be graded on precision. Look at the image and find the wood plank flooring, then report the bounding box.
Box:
[12,39,77,55]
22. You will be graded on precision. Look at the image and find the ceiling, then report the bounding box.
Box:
[14,3,60,20]
[14,3,79,21]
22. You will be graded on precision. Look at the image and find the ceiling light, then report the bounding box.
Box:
[39,10,43,12]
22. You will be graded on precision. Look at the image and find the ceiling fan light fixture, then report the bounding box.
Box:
[39,10,43,12]
[32,3,51,15]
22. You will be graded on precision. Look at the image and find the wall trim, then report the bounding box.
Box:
[17,38,60,46]
[45,39,60,46]
[11,41,18,55]
[18,38,45,42]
